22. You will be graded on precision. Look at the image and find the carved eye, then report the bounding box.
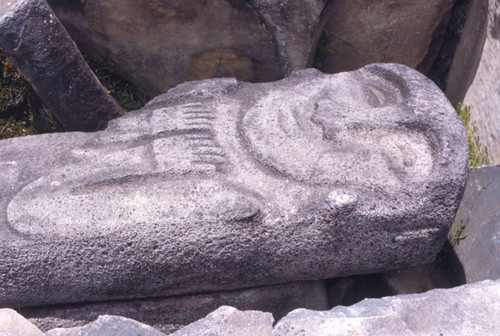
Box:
[364,84,389,108]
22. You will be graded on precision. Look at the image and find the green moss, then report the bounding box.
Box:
[1,48,149,139]
[456,103,490,167]
[1,47,64,139]
[449,218,467,246]
[0,47,38,139]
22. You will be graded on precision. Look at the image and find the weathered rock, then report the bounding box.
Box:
[0,0,123,131]
[316,0,455,74]
[46,315,166,336]
[0,64,468,308]
[0,308,44,336]
[450,165,500,282]
[246,0,329,72]
[447,0,500,163]
[171,306,273,336]
[444,0,488,106]
[22,281,328,334]
[272,280,500,335]
[46,0,327,96]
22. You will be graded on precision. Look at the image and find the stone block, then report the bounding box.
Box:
[170,306,273,336]
[0,0,123,131]
[447,0,500,163]
[273,280,500,336]
[47,0,328,96]
[450,165,500,282]
[46,315,166,336]
[0,308,44,336]
[316,0,455,74]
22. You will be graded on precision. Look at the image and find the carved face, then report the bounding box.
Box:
[241,68,434,189]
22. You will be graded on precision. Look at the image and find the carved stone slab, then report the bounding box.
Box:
[0,64,468,308]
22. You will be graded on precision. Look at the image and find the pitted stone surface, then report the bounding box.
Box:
[0,64,468,307]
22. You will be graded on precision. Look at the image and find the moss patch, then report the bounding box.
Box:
[0,47,39,139]
[456,102,490,167]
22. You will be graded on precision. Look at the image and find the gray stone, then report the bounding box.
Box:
[46,315,166,336]
[272,280,500,335]
[22,281,328,334]
[246,0,328,72]
[450,165,500,282]
[316,0,454,74]
[447,0,500,163]
[444,0,489,106]
[0,308,44,336]
[0,0,123,131]
[0,64,468,308]
[171,306,273,336]
[46,0,327,96]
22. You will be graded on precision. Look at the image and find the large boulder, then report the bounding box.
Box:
[446,0,500,163]
[0,64,468,308]
[450,165,500,282]
[46,0,328,96]
[316,0,455,75]
[272,280,500,336]
[0,0,123,131]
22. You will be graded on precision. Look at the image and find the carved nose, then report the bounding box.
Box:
[311,101,349,142]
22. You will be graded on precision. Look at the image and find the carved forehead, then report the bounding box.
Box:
[311,65,408,108]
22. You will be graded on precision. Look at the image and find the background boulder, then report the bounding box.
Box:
[46,0,328,96]
[446,0,500,163]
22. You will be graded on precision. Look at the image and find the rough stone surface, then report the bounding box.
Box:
[272,280,500,335]
[46,315,166,336]
[0,64,468,307]
[170,306,273,336]
[0,0,123,131]
[316,0,455,75]
[46,0,327,96]
[0,308,44,336]
[22,281,328,334]
[448,0,500,163]
[246,0,328,72]
[450,165,500,283]
[445,0,489,106]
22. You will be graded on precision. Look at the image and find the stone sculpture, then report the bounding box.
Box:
[0,64,468,308]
